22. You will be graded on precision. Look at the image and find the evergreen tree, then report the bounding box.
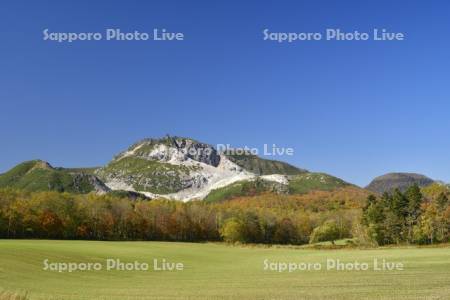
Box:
[405,184,423,242]
[391,189,409,218]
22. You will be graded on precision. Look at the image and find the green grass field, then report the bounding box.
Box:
[0,240,449,300]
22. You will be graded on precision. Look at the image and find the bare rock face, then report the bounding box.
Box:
[172,137,221,167]
[366,173,435,194]
[117,136,221,167]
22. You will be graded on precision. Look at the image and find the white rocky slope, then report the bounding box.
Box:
[97,137,289,202]
[153,154,255,201]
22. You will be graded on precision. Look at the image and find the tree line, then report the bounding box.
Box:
[0,185,448,246]
[362,184,450,245]
[0,188,357,244]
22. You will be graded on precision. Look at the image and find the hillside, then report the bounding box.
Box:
[366,173,435,194]
[0,160,108,194]
[204,172,352,202]
[204,178,288,203]
[224,151,306,175]
[288,173,350,194]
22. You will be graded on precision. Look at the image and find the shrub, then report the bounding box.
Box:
[309,220,341,244]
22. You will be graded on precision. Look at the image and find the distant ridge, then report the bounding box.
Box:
[3,137,441,202]
[0,160,109,194]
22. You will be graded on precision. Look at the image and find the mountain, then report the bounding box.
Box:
[0,136,356,201]
[95,136,302,201]
[94,136,352,201]
[0,160,109,194]
[366,173,435,194]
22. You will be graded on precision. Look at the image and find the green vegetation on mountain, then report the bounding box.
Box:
[204,181,248,203]
[60,167,98,175]
[205,173,352,203]
[204,178,287,203]
[225,152,306,175]
[96,157,195,194]
[288,173,350,194]
[0,160,105,194]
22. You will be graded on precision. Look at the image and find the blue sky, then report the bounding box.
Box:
[1,0,449,186]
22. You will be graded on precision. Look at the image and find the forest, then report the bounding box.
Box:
[0,184,448,246]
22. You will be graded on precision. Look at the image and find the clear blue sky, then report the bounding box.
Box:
[1,1,449,186]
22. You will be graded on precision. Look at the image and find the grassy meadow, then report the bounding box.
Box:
[0,240,449,300]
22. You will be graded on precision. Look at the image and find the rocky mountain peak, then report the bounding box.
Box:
[115,136,221,167]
